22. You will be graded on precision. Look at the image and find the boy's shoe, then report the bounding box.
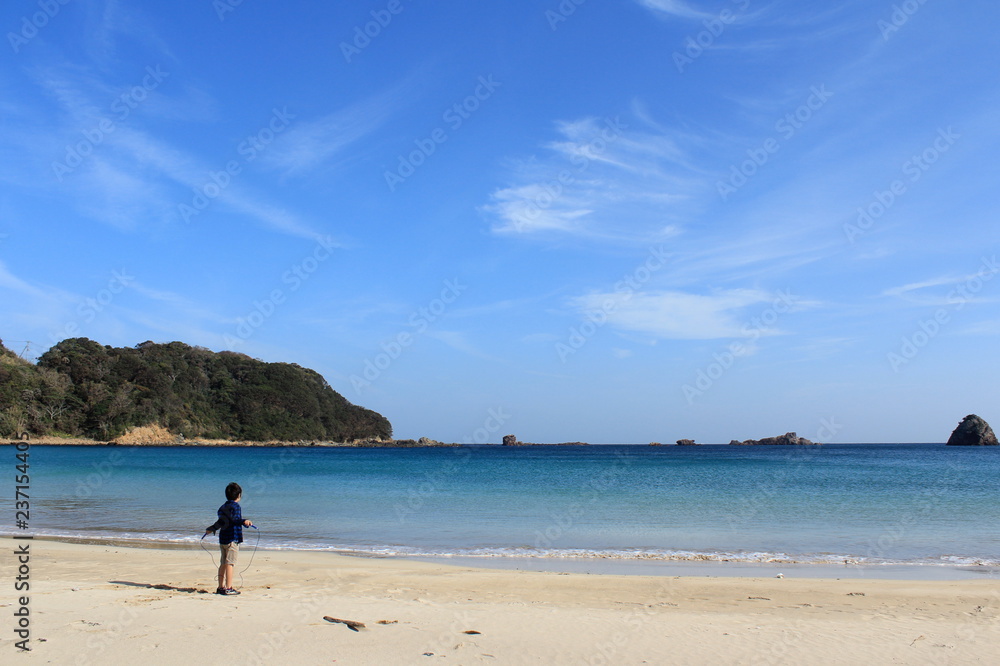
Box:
[216,587,241,596]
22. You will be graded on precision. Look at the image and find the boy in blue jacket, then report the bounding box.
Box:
[205,482,253,595]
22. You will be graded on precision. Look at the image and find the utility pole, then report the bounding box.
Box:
[6,340,33,360]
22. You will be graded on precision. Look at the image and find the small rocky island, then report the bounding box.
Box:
[675,439,700,446]
[946,414,998,446]
[729,432,817,446]
[501,434,587,446]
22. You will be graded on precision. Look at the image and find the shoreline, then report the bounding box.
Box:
[412,554,1000,581]
[6,439,955,447]
[5,437,463,447]
[5,539,1000,663]
[9,534,998,581]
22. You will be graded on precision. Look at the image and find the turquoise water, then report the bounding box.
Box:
[4,444,999,568]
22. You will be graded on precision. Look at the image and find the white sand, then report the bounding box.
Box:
[4,539,999,664]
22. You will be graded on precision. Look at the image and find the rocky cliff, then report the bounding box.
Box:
[946,414,998,446]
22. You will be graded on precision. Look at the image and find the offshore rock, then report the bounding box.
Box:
[730,432,816,446]
[676,439,699,446]
[946,414,998,446]
[501,436,587,446]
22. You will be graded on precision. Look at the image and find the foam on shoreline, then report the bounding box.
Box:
[10,531,998,579]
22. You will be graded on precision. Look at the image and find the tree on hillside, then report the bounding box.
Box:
[1,338,391,441]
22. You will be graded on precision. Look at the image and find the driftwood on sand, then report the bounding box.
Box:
[323,616,366,631]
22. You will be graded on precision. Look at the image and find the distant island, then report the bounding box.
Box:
[729,432,817,446]
[0,338,390,443]
[502,434,588,446]
[666,432,818,446]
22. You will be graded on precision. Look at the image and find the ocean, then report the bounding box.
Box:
[5,443,1000,577]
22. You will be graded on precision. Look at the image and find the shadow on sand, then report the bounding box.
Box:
[110,580,210,594]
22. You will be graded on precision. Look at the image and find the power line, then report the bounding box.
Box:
[4,340,33,359]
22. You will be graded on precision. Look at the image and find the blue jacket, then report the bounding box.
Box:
[206,500,244,545]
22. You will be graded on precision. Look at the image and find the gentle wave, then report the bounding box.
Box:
[9,529,999,568]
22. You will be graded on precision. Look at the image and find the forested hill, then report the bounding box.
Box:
[0,338,391,442]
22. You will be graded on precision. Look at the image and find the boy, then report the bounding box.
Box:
[205,481,253,596]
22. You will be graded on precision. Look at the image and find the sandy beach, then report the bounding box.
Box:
[4,539,999,664]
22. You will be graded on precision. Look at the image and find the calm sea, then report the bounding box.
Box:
[5,444,999,574]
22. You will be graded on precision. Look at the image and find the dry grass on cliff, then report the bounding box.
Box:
[111,424,175,445]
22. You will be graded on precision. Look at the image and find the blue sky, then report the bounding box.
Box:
[1,0,998,443]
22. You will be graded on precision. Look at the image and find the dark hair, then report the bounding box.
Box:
[225,482,242,501]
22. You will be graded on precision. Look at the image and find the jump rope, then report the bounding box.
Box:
[200,524,261,590]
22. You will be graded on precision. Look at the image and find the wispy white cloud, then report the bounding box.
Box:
[571,288,778,340]
[0,262,219,351]
[881,263,1000,306]
[486,183,593,235]
[426,329,507,364]
[144,84,218,123]
[12,58,322,239]
[128,282,232,326]
[521,332,561,345]
[83,0,177,69]
[0,261,53,300]
[263,78,418,178]
[73,125,320,239]
[73,157,170,231]
[635,0,714,20]
[957,320,1000,336]
[881,276,958,300]
[483,115,702,243]
[450,295,556,319]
